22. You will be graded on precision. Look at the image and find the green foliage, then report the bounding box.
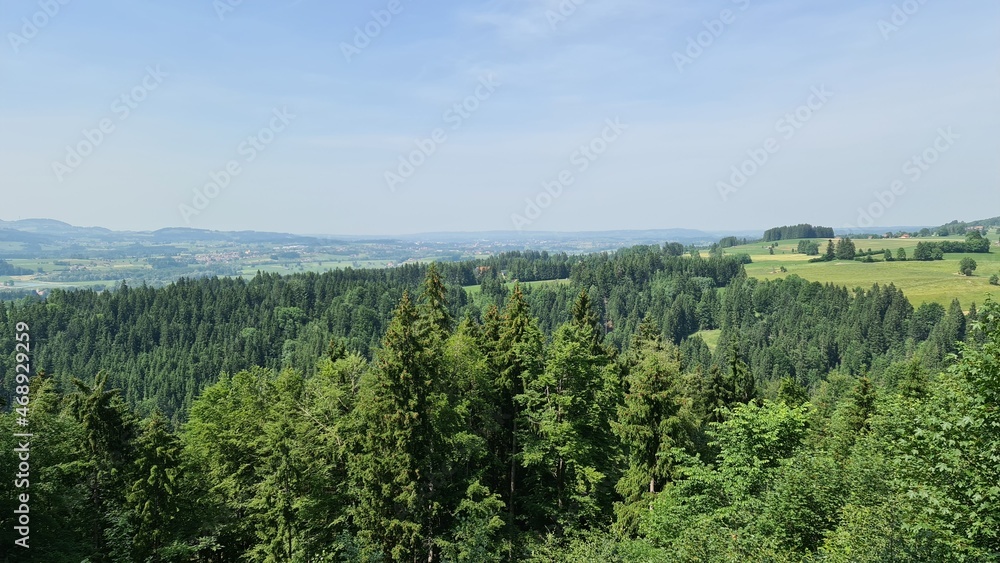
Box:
[966,229,991,253]
[763,224,835,242]
[350,288,466,561]
[517,309,618,535]
[834,237,856,260]
[121,413,190,561]
[776,377,808,407]
[796,240,821,256]
[960,257,978,276]
[438,482,508,562]
[641,401,811,560]
[757,451,845,552]
[611,324,691,535]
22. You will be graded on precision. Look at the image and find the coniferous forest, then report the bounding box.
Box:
[2,246,1000,561]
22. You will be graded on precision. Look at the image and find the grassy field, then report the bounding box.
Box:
[694,329,722,351]
[724,235,1000,308]
[464,278,572,296]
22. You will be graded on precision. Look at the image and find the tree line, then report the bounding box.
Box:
[762,224,835,242]
[0,259,33,276]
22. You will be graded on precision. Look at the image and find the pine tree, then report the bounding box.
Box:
[69,371,138,562]
[352,279,470,562]
[183,367,277,561]
[327,338,348,362]
[571,289,603,350]
[611,321,689,535]
[835,237,856,260]
[494,285,545,529]
[419,263,452,337]
[518,291,619,535]
[702,364,731,423]
[776,377,809,407]
[727,345,757,405]
[125,412,188,562]
[844,376,876,435]
[248,370,307,562]
[928,299,968,359]
[351,292,432,561]
[298,351,369,557]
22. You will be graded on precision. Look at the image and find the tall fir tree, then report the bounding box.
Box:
[351,292,433,561]
[727,344,757,405]
[69,371,138,562]
[517,291,618,536]
[495,284,545,531]
[122,411,191,562]
[352,274,472,562]
[611,319,690,535]
[418,263,452,337]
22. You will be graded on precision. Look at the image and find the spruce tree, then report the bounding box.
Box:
[352,270,474,562]
[419,263,452,337]
[776,377,809,407]
[351,292,435,561]
[123,412,193,561]
[492,284,545,529]
[69,372,138,562]
[727,344,757,405]
[518,291,618,535]
[702,364,731,423]
[611,320,689,535]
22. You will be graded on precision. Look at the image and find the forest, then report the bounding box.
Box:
[0,261,32,277]
[1,244,999,561]
[762,225,836,242]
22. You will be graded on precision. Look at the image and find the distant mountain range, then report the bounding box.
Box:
[1,217,996,248]
[0,219,751,247]
[0,219,321,246]
[336,229,760,245]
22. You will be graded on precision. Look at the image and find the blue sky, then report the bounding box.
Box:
[1,0,997,235]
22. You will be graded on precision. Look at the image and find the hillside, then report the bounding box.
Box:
[723,233,1000,307]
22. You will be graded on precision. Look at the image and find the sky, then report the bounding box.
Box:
[1,0,998,236]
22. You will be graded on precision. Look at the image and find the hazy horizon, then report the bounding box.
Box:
[0,213,956,239]
[3,0,998,235]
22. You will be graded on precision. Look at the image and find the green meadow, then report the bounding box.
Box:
[463,277,572,296]
[723,235,1000,308]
